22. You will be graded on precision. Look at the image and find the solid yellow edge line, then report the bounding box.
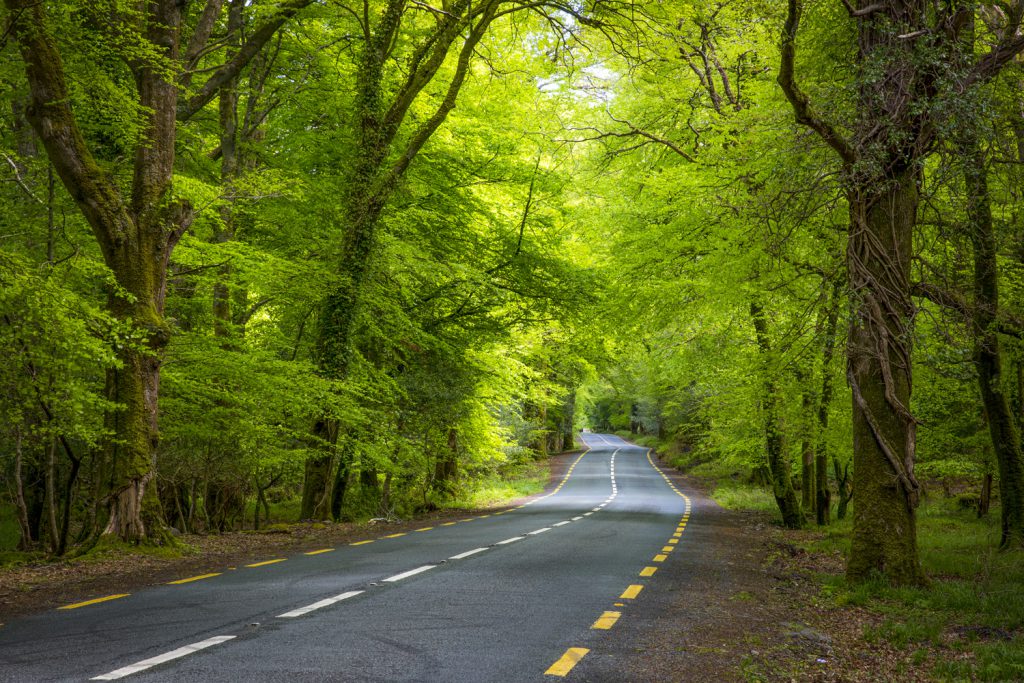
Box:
[167,572,221,585]
[58,594,129,610]
[246,558,286,568]
[545,647,589,677]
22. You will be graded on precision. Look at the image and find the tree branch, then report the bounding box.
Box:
[778,0,857,165]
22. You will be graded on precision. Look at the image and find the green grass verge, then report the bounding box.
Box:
[805,500,1023,681]
[446,461,549,510]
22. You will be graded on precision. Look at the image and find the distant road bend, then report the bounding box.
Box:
[0,434,693,682]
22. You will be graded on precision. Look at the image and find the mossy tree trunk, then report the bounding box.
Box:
[8,0,308,542]
[963,139,1024,548]
[815,282,841,526]
[750,301,803,529]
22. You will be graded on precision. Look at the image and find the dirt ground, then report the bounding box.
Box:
[605,459,933,682]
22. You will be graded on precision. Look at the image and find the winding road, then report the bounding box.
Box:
[0,434,692,682]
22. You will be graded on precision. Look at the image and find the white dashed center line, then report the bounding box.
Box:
[90,636,236,680]
[449,547,489,560]
[383,565,436,583]
[278,590,363,618]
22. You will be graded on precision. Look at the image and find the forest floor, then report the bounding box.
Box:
[613,461,936,682]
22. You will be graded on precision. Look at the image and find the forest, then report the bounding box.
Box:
[3,0,1024,626]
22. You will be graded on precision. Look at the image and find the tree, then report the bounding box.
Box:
[4,0,311,542]
[778,0,1024,583]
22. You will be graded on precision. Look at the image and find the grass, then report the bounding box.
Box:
[800,499,1024,681]
[663,451,1024,680]
[446,461,549,510]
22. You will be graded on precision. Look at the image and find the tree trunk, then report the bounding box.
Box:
[750,301,803,528]
[8,0,191,544]
[800,381,815,513]
[845,169,924,584]
[963,139,1024,548]
[816,282,841,526]
[979,472,993,518]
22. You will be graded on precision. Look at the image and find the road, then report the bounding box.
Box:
[0,434,692,682]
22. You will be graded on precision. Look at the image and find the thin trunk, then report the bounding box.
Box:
[750,301,803,528]
[13,429,33,550]
[45,437,59,553]
[979,472,993,518]
[816,283,841,526]
[799,375,815,513]
[963,138,1024,548]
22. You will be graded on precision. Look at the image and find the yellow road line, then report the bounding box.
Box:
[351,540,374,546]
[668,538,679,544]
[58,594,129,610]
[168,573,221,585]
[442,522,457,526]
[591,611,621,630]
[620,584,644,599]
[653,554,668,562]
[545,647,589,677]
[383,532,407,538]
[478,515,490,519]
[640,566,657,577]
[246,559,286,568]
[662,546,674,553]
[305,549,334,555]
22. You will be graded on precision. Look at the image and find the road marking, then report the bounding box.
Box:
[571,516,583,521]
[672,532,682,538]
[58,594,129,610]
[591,611,621,629]
[304,549,334,556]
[383,532,407,538]
[168,573,221,585]
[554,521,571,527]
[583,512,593,516]
[90,635,236,680]
[493,511,506,515]
[278,590,363,618]
[351,540,374,546]
[653,554,668,562]
[415,527,433,532]
[528,527,551,535]
[497,536,524,545]
[545,647,589,677]
[383,565,436,582]
[246,559,286,568]
[449,547,488,560]
[668,538,678,544]
[478,514,491,518]
[620,584,644,599]
[640,566,657,577]
[662,546,674,553]
[442,522,457,526]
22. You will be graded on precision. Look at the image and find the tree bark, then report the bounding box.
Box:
[750,301,803,528]
[963,139,1024,548]
[815,282,841,526]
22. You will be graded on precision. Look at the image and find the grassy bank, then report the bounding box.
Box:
[658,448,1024,681]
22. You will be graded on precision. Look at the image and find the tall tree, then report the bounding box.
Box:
[779,0,1024,582]
[4,0,311,542]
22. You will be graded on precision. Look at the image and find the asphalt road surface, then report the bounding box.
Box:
[0,433,692,682]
